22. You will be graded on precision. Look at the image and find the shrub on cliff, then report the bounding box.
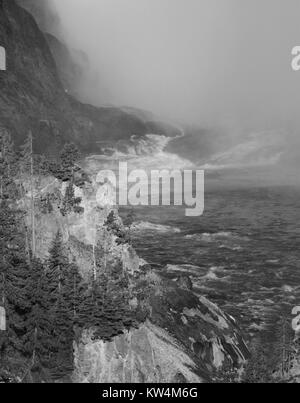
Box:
[61,181,83,216]
[78,260,136,342]
[105,211,130,245]
[56,143,81,182]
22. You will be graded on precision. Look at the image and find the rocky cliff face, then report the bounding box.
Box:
[72,291,249,383]
[44,33,89,100]
[16,0,95,101]
[73,322,205,383]
[0,0,181,154]
[27,174,250,383]
[15,0,59,33]
[0,0,152,153]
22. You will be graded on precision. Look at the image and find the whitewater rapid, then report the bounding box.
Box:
[84,127,286,180]
[85,130,193,174]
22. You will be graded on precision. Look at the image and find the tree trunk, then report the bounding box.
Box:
[92,245,97,281]
[30,132,36,257]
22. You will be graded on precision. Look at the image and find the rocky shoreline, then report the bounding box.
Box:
[30,174,250,382]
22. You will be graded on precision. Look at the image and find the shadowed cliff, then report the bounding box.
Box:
[0,0,154,154]
[0,0,181,155]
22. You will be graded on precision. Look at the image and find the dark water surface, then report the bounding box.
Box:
[121,181,300,336]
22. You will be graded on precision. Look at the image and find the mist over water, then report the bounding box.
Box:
[51,1,300,124]
[47,0,300,175]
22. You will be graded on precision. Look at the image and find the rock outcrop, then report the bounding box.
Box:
[73,322,205,383]
[72,278,250,383]
[28,174,250,383]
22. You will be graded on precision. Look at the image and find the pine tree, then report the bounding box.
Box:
[62,260,84,325]
[5,252,31,355]
[25,258,45,365]
[105,210,129,245]
[93,274,113,340]
[61,181,83,216]
[19,131,36,256]
[46,232,68,299]
[107,261,135,329]
[77,284,97,331]
[35,232,68,372]
[122,209,135,245]
[35,269,58,371]
[81,259,136,342]
[58,143,80,182]
[0,200,31,358]
[37,233,82,378]
[0,130,17,199]
[242,338,275,383]
[274,314,294,381]
[51,294,74,379]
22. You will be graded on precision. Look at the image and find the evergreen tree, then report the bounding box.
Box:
[0,130,17,199]
[122,209,135,245]
[105,211,129,245]
[51,293,74,378]
[273,314,294,381]
[19,131,36,256]
[78,258,135,342]
[62,260,84,325]
[37,233,83,378]
[58,143,80,182]
[77,283,98,331]
[36,232,69,372]
[35,272,58,372]
[25,258,46,366]
[61,181,83,216]
[0,200,31,358]
[242,338,275,383]
[45,232,68,303]
[107,260,135,329]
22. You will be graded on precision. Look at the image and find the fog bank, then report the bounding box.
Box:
[51,0,300,133]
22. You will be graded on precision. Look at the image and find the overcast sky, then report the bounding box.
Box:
[52,0,300,131]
